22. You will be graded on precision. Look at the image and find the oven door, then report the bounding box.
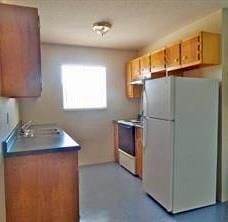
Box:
[118,123,135,156]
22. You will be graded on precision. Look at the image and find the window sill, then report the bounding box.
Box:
[63,107,107,111]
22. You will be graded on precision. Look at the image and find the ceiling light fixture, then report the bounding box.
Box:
[92,21,112,36]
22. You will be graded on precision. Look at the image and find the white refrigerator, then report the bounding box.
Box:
[143,76,219,213]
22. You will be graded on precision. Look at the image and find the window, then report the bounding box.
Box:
[61,65,107,109]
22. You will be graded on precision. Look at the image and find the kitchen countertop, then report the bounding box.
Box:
[3,124,81,157]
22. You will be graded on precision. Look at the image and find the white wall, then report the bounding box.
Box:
[19,44,139,166]
[0,98,19,222]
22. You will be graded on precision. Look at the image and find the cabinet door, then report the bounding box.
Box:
[166,43,181,71]
[131,58,140,80]
[126,62,133,98]
[181,35,200,67]
[125,62,141,99]
[140,54,150,75]
[0,4,41,97]
[113,122,119,163]
[135,127,143,178]
[150,48,166,73]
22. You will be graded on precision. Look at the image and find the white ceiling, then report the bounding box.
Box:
[2,0,228,50]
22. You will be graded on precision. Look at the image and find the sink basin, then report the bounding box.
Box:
[19,124,62,138]
[32,128,61,135]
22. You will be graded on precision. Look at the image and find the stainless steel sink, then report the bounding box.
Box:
[19,124,61,138]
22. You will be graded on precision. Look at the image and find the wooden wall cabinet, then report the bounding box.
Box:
[131,58,141,81]
[125,31,220,93]
[0,4,42,97]
[125,62,142,99]
[150,48,166,73]
[181,35,200,67]
[181,31,220,68]
[166,43,181,71]
[139,54,150,75]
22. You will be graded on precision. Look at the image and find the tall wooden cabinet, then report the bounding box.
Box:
[0,4,41,97]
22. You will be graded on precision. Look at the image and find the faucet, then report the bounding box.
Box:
[20,121,33,137]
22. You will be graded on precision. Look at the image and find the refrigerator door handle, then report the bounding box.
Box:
[143,83,148,117]
[143,116,148,150]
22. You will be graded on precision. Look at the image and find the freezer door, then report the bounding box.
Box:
[144,77,175,120]
[143,117,174,212]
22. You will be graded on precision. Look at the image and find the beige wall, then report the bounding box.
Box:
[221,8,228,202]
[139,10,222,80]
[0,98,19,222]
[19,44,139,166]
[140,10,222,55]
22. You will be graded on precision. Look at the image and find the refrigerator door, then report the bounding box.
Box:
[144,77,175,120]
[143,117,174,212]
[172,77,218,213]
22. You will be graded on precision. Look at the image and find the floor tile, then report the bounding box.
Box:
[80,163,228,222]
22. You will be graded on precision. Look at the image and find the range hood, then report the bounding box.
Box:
[130,72,151,85]
[129,79,144,85]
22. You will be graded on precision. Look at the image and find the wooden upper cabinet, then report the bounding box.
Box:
[166,43,181,71]
[125,31,220,82]
[126,62,133,98]
[181,32,220,68]
[181,35,200,66]
[131,58,140,81]
[125,62,141,99]
[0,4,41,97]
[150,48,166,73]
[139,54,150,75]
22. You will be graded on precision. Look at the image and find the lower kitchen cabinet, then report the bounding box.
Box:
[135,127,143,179]
[113,122,119,163]
[4,151,79,222]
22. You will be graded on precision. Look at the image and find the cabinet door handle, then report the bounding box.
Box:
[182,55,188,60]
[174,58,179,62]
